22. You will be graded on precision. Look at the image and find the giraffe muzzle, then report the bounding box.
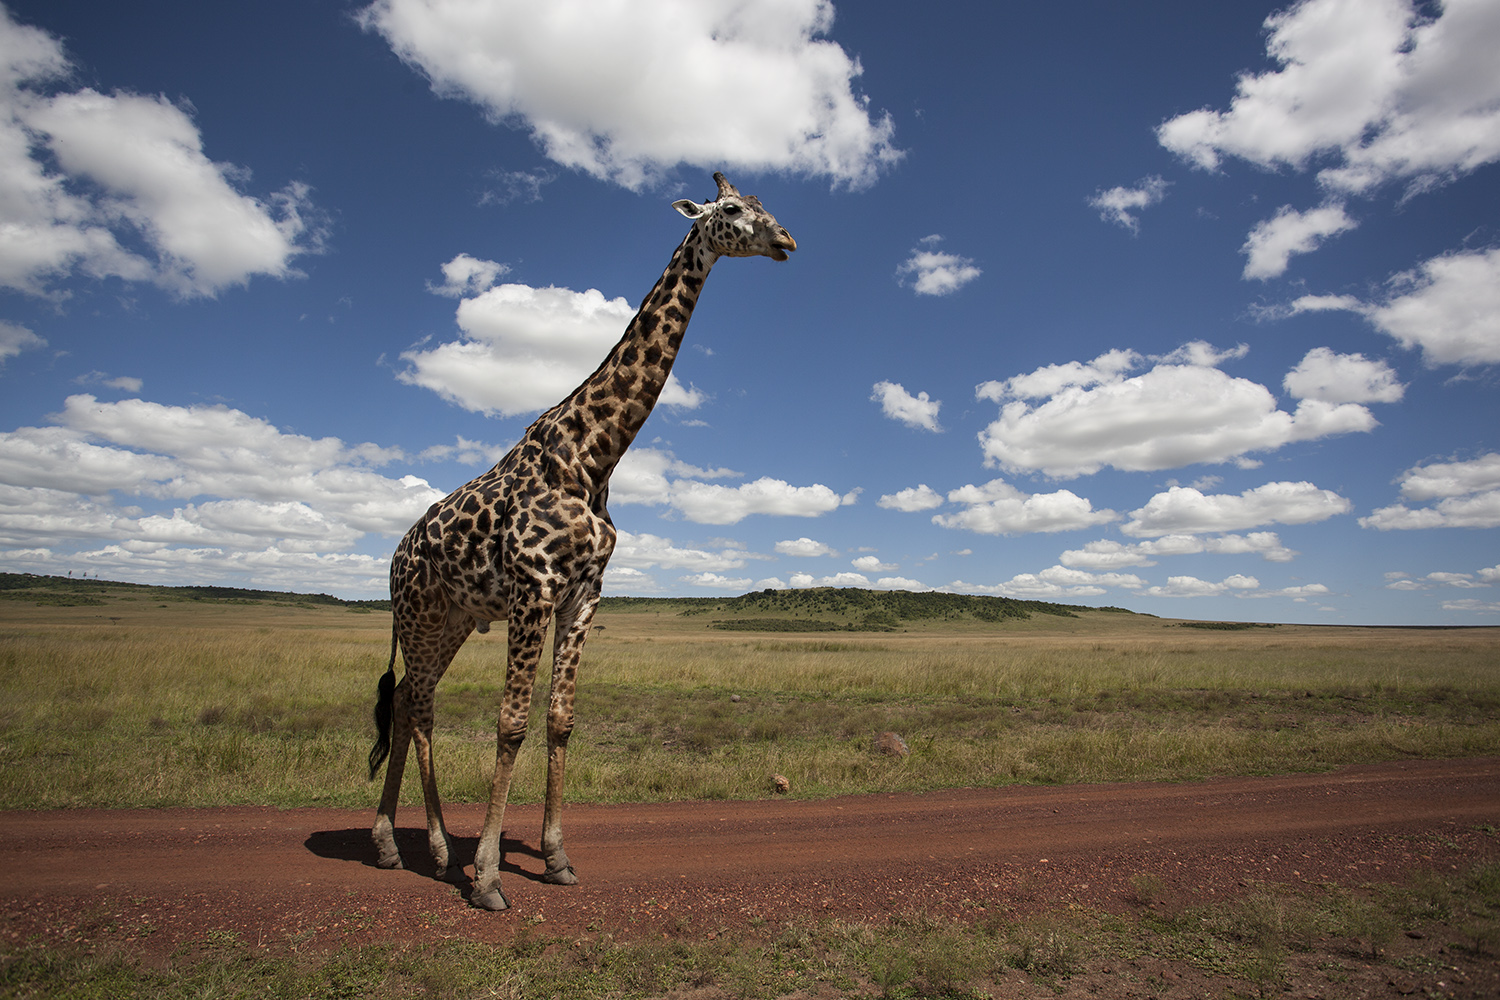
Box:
[769,230,797,261]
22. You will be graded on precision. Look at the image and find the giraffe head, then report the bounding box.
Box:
[672,172,797,262]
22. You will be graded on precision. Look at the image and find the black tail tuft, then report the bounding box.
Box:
[367,629,398,780]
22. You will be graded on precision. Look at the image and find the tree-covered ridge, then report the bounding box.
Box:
[1,572,1136,624]
[601,586,1128,626]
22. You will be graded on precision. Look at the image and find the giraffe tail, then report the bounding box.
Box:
[367,624,398,780]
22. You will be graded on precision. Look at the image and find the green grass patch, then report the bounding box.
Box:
[5,861,1497,999]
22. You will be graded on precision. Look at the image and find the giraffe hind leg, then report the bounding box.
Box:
[411,712,459,882]
[370,612,471,881]
[371,678,412,870]
[405,611,474,882]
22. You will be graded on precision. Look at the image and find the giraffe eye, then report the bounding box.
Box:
[721,204,742,216]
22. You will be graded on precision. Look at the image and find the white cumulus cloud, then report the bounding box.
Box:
[1361,452,1500,530]
[1441,598,1500,614]
[1039,565,1146,590]
[1060,530,1298,568]
[1365,249,1500,366]
[975,344,1376,478]
[776,536,837,557]
[930,479,1117,536]
[609,447,738,506]
[679,571,754,589]
[1242,202,1357,280]
[1157,0,1500,197]
[1088,175,1169,232]
[0,394,448,592]
[874,575,928,591]
[0,7,321,298]
[1141,574,1262,598]
[979,349,1138,401]
[876,484,945,512]
[1283,347,1404,403]
[947,566,1142,600]
[896,235,981,296]
[790,571,871,589]
[1287,248,1500,367]
[427,253,510,297]
[669,478,857,525]
[1122,481,1353,538]
[608,530,751,573]
[871,380,941,431]
[0,542,393,597]
[0,321,44,365]
[358,0,900,190]
[400,280,704,417]
[608,448,853,526]
[1056,539,1157,570]
[1394,452,1500,501]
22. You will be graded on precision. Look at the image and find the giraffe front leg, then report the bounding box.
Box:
[470,734,524,911]
[471,604,548,911]
[539,597,596,885]
[540,738,577,883]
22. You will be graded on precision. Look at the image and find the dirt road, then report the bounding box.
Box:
[2,757,1497,957]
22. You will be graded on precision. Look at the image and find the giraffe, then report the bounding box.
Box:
[368,172,796,912]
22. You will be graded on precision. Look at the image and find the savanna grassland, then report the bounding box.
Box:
[1,573,1496,811]
[2,572,1498,999]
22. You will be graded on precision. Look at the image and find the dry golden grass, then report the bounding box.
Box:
[2,592,1497,809]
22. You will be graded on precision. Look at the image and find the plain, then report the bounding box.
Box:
[2,575,1499,999]
[1,576,1496,811]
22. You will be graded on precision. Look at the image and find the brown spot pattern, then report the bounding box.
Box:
[370,172,796,907]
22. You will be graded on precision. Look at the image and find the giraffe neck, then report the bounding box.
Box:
[531,226,717,493]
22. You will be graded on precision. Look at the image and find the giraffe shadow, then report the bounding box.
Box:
[304,828,546,884]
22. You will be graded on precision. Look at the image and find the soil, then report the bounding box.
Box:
[3,757,1499,998]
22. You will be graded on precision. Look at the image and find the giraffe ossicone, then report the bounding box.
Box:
[368,172,796,911]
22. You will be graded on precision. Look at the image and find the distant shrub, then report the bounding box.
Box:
[707,618,893,632]
[1177,621,1279,631]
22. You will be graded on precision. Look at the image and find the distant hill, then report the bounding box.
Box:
[0,572,1136,627]
[600,586,1134,631]
[0,572,391,610]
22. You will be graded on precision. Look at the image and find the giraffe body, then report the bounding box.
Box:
[369,174,795,911]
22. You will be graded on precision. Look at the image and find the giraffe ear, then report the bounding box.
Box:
[673,199,708,220]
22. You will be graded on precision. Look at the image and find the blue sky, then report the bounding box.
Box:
[1,0,1497,623]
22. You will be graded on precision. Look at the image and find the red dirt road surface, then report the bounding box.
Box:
[2,757,1498,961]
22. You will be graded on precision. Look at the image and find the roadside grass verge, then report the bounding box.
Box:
[2,602,1498,809]
[4,860,1497,999]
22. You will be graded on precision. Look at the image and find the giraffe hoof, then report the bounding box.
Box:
[434,865,466,884]
[376,852,404,870]
[542,864,578,885]
[471,887,511,912]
